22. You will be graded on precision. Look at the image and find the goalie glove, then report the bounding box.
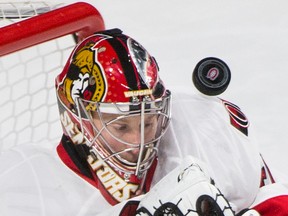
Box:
[135,156,235,216]
[97,156,260,216]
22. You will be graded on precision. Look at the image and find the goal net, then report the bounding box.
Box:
[0,1,105,152]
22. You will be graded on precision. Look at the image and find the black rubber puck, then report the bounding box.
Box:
[192,57,231,96]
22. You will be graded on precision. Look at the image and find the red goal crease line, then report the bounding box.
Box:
[0,2,105,57]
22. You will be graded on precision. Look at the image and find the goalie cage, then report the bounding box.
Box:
[0,1,105,152]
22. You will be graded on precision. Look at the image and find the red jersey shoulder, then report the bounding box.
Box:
[220,99,249,136]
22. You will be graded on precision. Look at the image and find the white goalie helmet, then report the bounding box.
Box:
[55,29,171,202]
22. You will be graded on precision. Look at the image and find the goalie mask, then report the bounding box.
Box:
[56,29,171,204]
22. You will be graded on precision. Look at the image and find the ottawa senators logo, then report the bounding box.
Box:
[58,42,106,112]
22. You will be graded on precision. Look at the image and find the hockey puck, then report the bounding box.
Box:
[192,57,231,96]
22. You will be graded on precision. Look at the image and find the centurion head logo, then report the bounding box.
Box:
[60,42,106,111]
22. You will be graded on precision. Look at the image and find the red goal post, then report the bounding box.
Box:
[0,2,105,56]
[0,2,105,151]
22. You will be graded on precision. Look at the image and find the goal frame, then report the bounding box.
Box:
[0,2,105,150]
[0,2,105,57]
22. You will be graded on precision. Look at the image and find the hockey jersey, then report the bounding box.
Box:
[0,89,287,215]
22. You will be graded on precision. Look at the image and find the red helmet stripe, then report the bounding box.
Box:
[107,37,147,93]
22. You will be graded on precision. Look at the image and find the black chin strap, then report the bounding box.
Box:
[61,135,93,179]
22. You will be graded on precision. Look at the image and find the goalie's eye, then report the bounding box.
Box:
[110,123,130,134]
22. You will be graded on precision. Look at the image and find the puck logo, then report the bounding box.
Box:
[206,67,219,81]
[222,99,249,136]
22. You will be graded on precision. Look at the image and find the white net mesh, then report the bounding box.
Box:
[0,1,64,19]
[0,2,76,151]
